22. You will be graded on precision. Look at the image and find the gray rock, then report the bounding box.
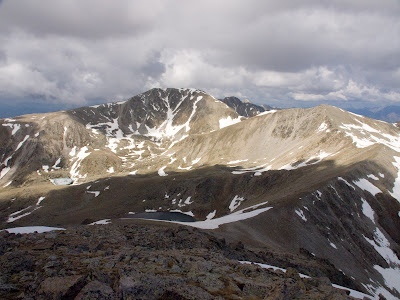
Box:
[0,283,19,292]
[38,275,85,298]
[75,280,116,300]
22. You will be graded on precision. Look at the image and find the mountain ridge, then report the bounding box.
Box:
[1,88,400,299]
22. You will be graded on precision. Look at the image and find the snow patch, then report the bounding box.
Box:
[338,177,355,189]
[144,93,203,139]
[177,202,272,229]
[256,110,277,117]
[232,162,271,175]
[69,146,77,157]
[69,146,91,183]
[367,174,379,180]
[331,284,374,299]
[168,157,177,165]
[227,159,248,165]
[219,116,242,129]
[2,123,21,135]
[361,198,375,223]
[390,156,400,203]
[364,228,400,265]
[229,195,245,212]
[7,206,39,223]
[11,124,21,135]
[87,191,100,197]
[184,196,193,205]
[353,178,382,196]
[52,158,61,169]
[89,219,111,225]
[329,241,338,249]
[2,226,65,234]
[206,210,216,220]
[239,261,310,279]
[317,122,328,132]
[340,120,400,151]
[295,209,307,221]
[192,157,201,164]
[373,266,400,295]
[15,135,30,151]
[50,178,73,185]
[36,197,45,206]
[178,166,192,170]
[170,209,194,217]
[158,166,167,176]
[0,167,11,180]
[143,201,272,230]
[280,151,332,170]
[3,180,12,187]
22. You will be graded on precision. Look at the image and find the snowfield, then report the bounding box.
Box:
[2,226,66,234]
[132,201,273,230]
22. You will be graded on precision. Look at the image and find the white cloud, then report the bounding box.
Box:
[156,49,249,88]
[0,0,399,109]
[291,80,400,102]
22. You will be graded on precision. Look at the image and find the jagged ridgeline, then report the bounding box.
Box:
[1,88,400,298]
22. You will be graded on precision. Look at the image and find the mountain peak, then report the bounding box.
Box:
[220,96,267,117]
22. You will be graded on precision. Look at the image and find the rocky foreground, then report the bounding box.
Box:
[0,221,366,299]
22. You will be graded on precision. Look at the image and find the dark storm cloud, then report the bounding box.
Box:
[0,0,399,109]
[0,0,165,38]
[140,61,165,80]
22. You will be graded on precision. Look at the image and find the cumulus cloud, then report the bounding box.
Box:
[0,0,399,110]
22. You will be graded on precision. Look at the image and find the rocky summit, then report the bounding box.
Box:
[1,88,400,299]
[0,222,362,299]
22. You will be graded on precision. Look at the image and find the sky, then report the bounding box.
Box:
[0,0,399,117]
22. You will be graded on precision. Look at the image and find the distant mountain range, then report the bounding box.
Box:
[348,106,400,123]
[2,95,400,124]
[1,88,400,298]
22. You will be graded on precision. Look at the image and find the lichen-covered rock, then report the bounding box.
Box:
[0,223,362,299]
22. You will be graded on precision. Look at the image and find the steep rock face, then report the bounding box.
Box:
[72,88,235,139]
[220,96,267,117]
[1,89,400,298]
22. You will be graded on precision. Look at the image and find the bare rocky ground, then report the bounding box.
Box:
[0,221,360,300]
